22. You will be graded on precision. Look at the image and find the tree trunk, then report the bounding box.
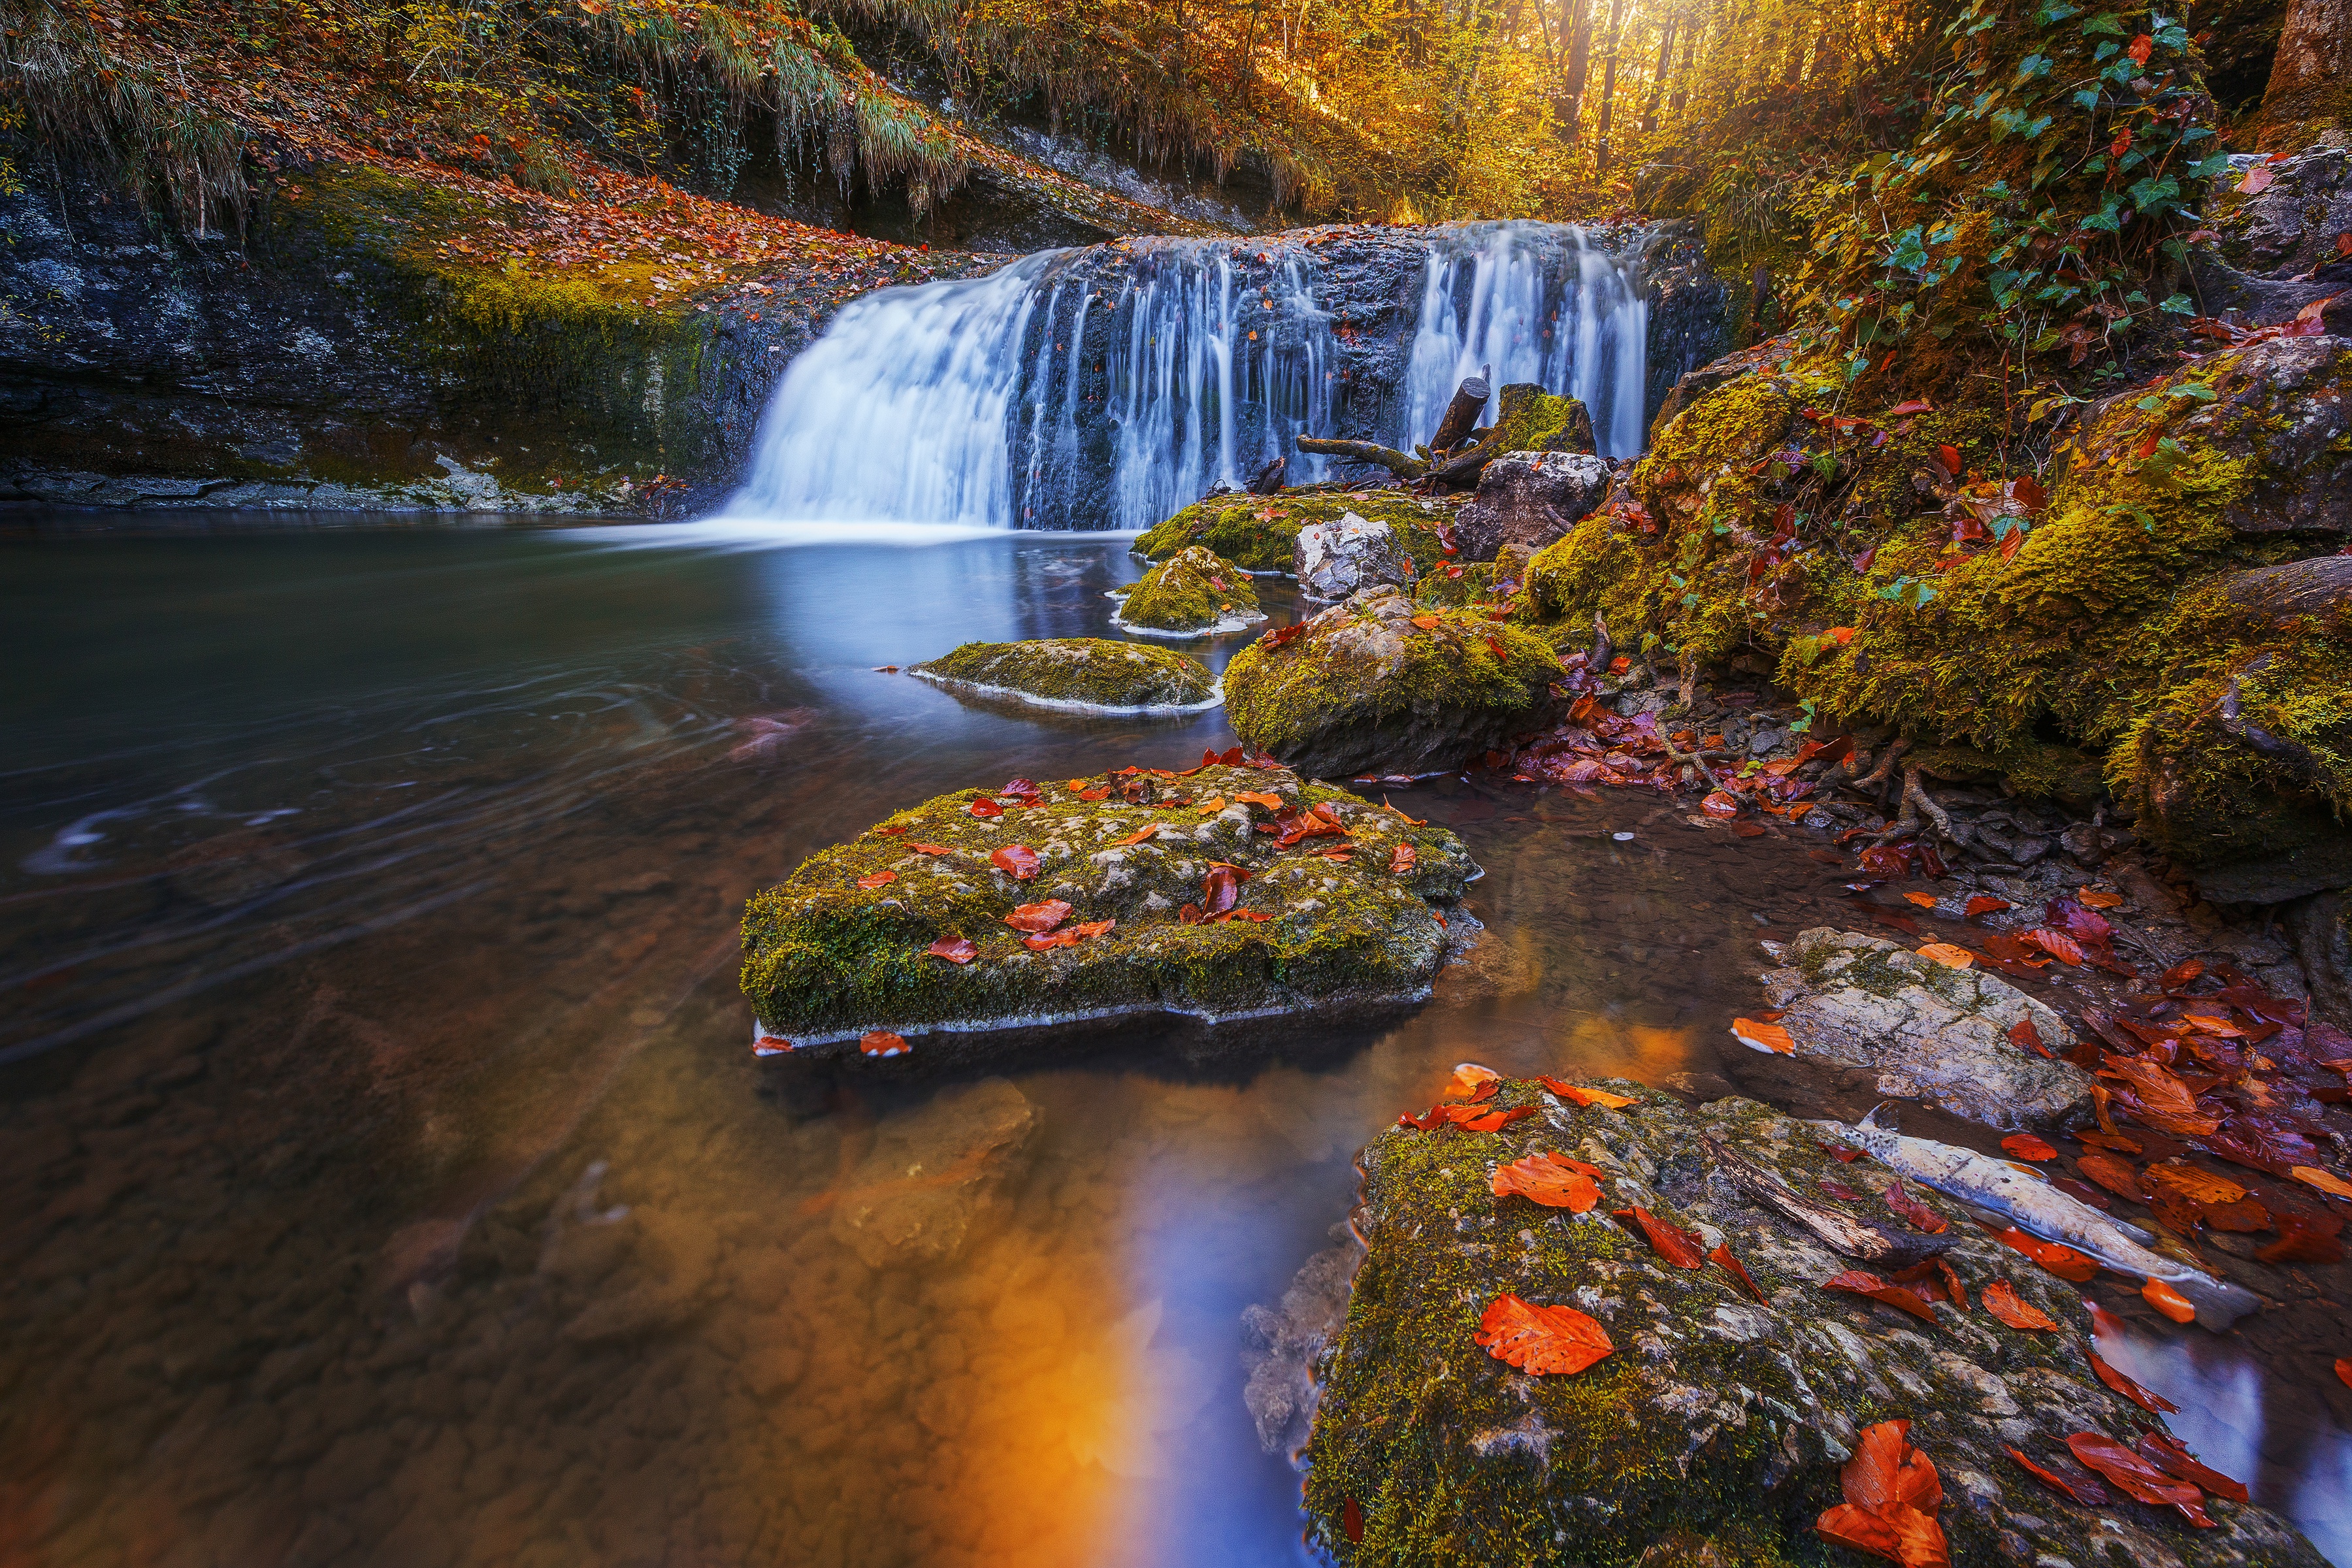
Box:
[1429,368,1494,451]
[1295,438,1429,480]
[1640,12,1679,132]
[1559,0,1594,141]
[2259,0,2352,150]
[1593,0,1628,175]
[1239,0,1265,105]
[1668,6,1700,113]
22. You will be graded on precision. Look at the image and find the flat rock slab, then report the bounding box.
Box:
[741,762,1477,1052]
[1222,587,1565,779]
[909,638,1215,712]
[1305,1082,2325,1567]
[1757,928,2092,1130]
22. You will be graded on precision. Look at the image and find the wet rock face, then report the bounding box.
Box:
[1757,928,2093,1130]
[1241,1233,1364,1456]
[739,763,1478,1050]
[909,638,1215,710]
[828,1079,1039,1268]
[1454,451,1613,563]
[1296,514,1414,600]
[2193,147,2352,327]
[1304,1083,2328,1568]
[1222,587,1566,779]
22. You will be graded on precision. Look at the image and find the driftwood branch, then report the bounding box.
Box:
[1296,436,1428,480]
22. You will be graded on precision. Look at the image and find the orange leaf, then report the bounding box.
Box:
[1446,1063,1502,1098]
[1963,894,2012,917]
[1980,1280,2058,1331]
[1113,823,1160,845]
[1710,1243,1769,1303]
[991,844,1043,879]
[1234,791,1286,809]
[2001,1134,2056,1160]
[2076,1153,2148,1201]
[1902,892,1938,908]
[1701,790,1740,818]
[1847,1420,1943,1515]
[1614,1205,1707,1267]
[1473,1293,1614,1375]
[2337,1358,2352,1390]
[1537,1077,1639,1107]
[1730,1018,1796,1054]
[860,1030,910,1057]
[1816,1503,1903,1562]
[1982,1224,2100,1282]
[2126,31,2153,63]
[1198,795,1228,815]
[1915,943,1974,969]
[1884,1180,1948,1234]
[857,870,899,889]
[1390,841,1418,874]
[1823,1270,1940,1324]
[1493,1153,1604,1212]
[2008,1446,2107,1506]
[1004,900,1073,933]
[926,936,977,964]
[2141,1277,2197,1323]
[2138,1433,2249,1505]
[1410,613,1442,630]
[909,841,956,855]
[2091,1348,2180,1412]
[2076,889,2124,908]
[2143,1162,2246,1206]
[969,798,1005,819]
[2065,1433,2210,1523]
[2289,1165,2352,1199]
[2023,928,2084,965]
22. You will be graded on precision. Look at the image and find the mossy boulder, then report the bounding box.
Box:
[738,764,1478,1049]
[1134,489,1454,576]
[1113,546,1266,636]
[1305,1082,2328,1567]
[909,639,1215,711]
[1223,587,1566,778]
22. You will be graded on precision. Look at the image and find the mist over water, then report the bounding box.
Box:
[727,222,1654,529]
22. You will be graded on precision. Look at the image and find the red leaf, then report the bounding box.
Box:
[1003,900,1072,933]
[1980,1280,2059,1330]
[1884,1179,1949,1234]
[2159,957,2206,989]
[857,870,898,889]
[2008,1017,2054,1059]
[1848,1420,1944,1514]
[2137,1433,2249,1504]
[752,1035,795,1056]
[2001,1134,2057,1161]
[2076,1153,2149,1201]
[1113,823,1160,845]
[2090,1349,2180,1413]
[2127,31,2153,63]
[860,1030,911,1057]
[1982,1224,2099,1282]
[1823,1270,1940,1324]
[1936,444,1962,478]
[2007,1446,2110,1506]
[2065,1433,2212,1524]
[1341,1496,1364,1543]
[2254,1213,2345,1264]
[1710,1243,1770,1303]
[1494,1153,1605,1211]
[1614,1206,1707,1267]
[1202,864,1244,913]
[1473,1294,1614,1374]
[991,845,1042,879]
[1701,790,1740,818]
[969,798,1005,818]
[2023,928,2085,965]
[1964,894,2012,917]
[926,936,977,964]
[909,841,955,855]
[1390,842,1418,874]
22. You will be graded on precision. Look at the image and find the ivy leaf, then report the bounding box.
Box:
[2158,293,2195,316]
[2034,1,2081,20]
[2080,10,2126,33]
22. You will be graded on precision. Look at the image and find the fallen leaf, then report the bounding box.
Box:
[2007,1446,2111,1505]
[1494,1153,1605,1212]
[2289,1165,2352,1199]
[1390,842,1418,874]
[1964,895,2012,917]
[1884,1180,1949,1234]
[990,845,1043,879]
[752,1035,795,1056]
[2137,1433,2249,1504]
[1070,918,1116,939]
[1112,824,1160,846]
[1077,787,1112,801]
[1537,1077,1639,1107]
[1710,1243,1770,1303]
[1198,795,1228,815]
[2142,1277,2197,1323]
[2066,1433,2213,1525]
[2008,1017,2053,1059]
[2076,1153,2149,1201]
[1410,613,1442,630]
[2002,1134,2058,1161]
[1701,790,1740,818]
[2254,1214,2344,1264]
[2077,890,2125,909]
[1980,1280,2059,1330]
[926,936,977,964]
[1202,864,1245,914]
[1820,1179,1868,1201]
[1916,943,1974,969]
[1615,1205,1708,1267]
[1448,1063,1502,1097]
[1023,929,1081,951]
[1903,892,1940,909]
[1004,900,1073,933]
[872,825,908,837]
[969,798,1004,819]
[1823,1270,1940,1324]
[909,841,956,855]
[1818,1420,1949,1568]
[2338,1358,2352,1390]
[2090,1348,2180,1412]
[2024,928,2085,965]
[1341,1496,1364,1543]
[1730,1018,1797,1054]
[1982,1225,2099,1282]
[860,1030,911,1058]
[1473,1294,1614,1374]
[856,870,899,889]
[2144,1162,2246,1206]
[1821,1142,1865,1163]
[2077,1129,2143,1155]
[2100,1054,2201,1116]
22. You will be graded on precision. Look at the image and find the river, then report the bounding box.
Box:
[1,515,2345,1567]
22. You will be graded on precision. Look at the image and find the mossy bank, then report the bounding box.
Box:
[909,639,1217,711]
[1135,489,1456,576]
[738,763,1478,1051]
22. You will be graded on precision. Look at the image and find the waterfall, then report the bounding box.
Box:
[727,221,1658,529]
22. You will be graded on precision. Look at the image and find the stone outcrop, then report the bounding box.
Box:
[908,639,1216,711]
[1222,587,1565,778]
[1304,1081,2328,1567]
[1134,488,1449,575]
[1113,545,1266,635]
[740,763,1479,1051]
[1454,451,1613,562]
[1756,929,2093,1130]
[1295,514,1415,600]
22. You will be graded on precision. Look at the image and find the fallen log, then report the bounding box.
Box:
[1295,436,1428,480]
[1428,367,1492,454]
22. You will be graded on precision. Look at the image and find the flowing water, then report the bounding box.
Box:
[3,519,2347,1568]
[728,223,1652,530]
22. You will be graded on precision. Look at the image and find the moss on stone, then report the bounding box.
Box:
[1117,545,1266,634]
[739,765,1478,1044]
[1134,489,1453,576]
[910,638,1215,710]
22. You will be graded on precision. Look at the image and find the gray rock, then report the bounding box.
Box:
[1294,512,1413,601]
[2219,145,2352,284]
[2186,836,2352,904]
[2286,887,2352,1029]
[827,1079,1039,1268]
[1454,451,1612,562]
[1756,928,2091,1129]
[560,1209,720,1343]
[1240,1234,1362,1456]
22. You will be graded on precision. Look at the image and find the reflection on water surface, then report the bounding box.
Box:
[1,521,2344,1567]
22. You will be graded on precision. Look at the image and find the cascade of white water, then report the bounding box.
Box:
[728,223,1654,527]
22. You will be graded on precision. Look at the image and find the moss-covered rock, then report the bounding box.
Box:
[909,638,1216,711]
[1223,587,1565,778]
[739,764,1478,1048]
[1113,546,1266,636]
[1134,488,1454,576]
[1305,1083,2327,1567]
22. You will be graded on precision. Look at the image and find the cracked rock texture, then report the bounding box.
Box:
[1455,451,1614,563]
[1757,928,2093,1130]
[1302,1081,2326,1567]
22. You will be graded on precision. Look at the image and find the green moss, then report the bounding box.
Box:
[1134,489,1452,576]
[910,638,1215,709]
[738,766,1478,1042]
[1117,546,1265,634]
[1223,595,1565,764]
[1486,384,1593,455]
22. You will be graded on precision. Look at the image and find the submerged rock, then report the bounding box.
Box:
[1305,1082,2327,1567]
[1222,587,1565,779]
[1296,513,1414,601]
[827,1079,1039,1267]
[1241,1233,1364,1456]
[909,638,1215,711]
[1454,451,1612,563]
[1114,545,1266,636]
[740,763,1478,1050]
[1756,928,2091,1129]
[1134,489,1450,575]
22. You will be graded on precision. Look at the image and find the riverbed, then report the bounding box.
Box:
[2,516,2345,1567]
